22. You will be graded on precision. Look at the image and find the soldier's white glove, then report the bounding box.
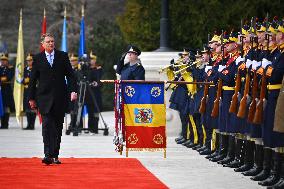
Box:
[235,56,245,65]
[252,60,261,70]
[261,58,272,68]
[246,59,253,68]
[205,66,212,73]
[218,65,226,72]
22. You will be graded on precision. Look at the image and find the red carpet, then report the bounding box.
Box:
[0,158,168,189]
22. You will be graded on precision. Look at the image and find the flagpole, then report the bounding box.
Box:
[14,8,25,128]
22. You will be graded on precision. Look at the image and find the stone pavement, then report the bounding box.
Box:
[0,112,262,189]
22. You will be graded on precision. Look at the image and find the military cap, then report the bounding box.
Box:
[181,49,189,55]
[278,18,284,33]
[217,31,229,44]
[269,16,279,34]
[229,30,238,42]
[0,53,8,61]
[195,50,202,58]
[127,45,141,56]
[209,31,220,43]
[201,45,210,53]
[242,22,250,35]
[90,51,97,61]
[256,18,267,32]
[26,53,33,61]
[70,53,78,61]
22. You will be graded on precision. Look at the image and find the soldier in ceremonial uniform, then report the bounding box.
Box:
[22,54,36,130]
[255,18,284,188]
[66,54,82,134]
[116,45,145,80]
[216,31,239,166]
[84,52,103,134]
[0,54,14,129]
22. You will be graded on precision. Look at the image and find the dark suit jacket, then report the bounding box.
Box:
[28,49,77,118]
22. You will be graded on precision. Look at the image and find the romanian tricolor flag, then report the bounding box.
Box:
[122,82,166,150]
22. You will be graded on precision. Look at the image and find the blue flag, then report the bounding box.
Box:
[61,9,67,52]
[78,15,85,58]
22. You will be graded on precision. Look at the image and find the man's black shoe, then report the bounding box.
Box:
[223,159,243,168]
[186,142,197,148]
[175,136,184,142]
[267,178,284,189]
[242,165,262,176]
[250,169,271,181]
[182,140,192,146]
[53,158,62,164]
[197,146,207,152]
[176,138,186,144]
[199,148,212,155]
[192,144,202,150]
[42,157,53,165]
[234,163,253,172]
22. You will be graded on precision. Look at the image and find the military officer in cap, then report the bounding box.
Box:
[84,52,103,134]
[0,53,14,129]
[22,54,36,130]
[66,54,82,134]
[116,45,145,80]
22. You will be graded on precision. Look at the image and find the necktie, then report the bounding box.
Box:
[48,54,53,67]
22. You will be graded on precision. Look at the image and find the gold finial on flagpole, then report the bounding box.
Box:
[81,5,84,17]
[64,6,67,18]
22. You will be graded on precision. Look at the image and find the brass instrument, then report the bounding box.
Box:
[173,65,190,75]
[158,63,188,73]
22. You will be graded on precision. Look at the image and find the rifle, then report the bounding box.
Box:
[247,17,259,123]
[199,79,209,114]
[247,70,258,122]
[211,30,224,118]
[253,13,269,124]
[229,19,243,114]
[237,17,254,118]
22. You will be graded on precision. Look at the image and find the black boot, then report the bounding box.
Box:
[0,113,9,129]
[210,134,229,162]
[218,135,235,165]
[242,144,264,176]
[234,140,254,172]
[258,152,282,186]
[223,138,245,168]
[251,148,272,181]
[267,178,284,189]
[206,132,220,159]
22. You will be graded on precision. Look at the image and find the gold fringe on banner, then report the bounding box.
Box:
[127,148,165,152]
[189,115,198,144]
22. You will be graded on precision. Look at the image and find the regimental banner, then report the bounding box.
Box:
[122,82,166,150]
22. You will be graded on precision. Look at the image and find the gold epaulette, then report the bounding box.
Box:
[8,65,14,69]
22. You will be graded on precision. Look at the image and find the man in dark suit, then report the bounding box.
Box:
[28,33,77,165]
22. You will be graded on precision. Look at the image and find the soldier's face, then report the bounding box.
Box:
[202,53,209,62]
[70,60,78,67]
[1,60,8,66]
[42,36,55,53]
[127,52,138,62]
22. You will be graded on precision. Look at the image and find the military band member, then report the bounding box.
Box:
[23,54,36,130]
[0,53,14,129]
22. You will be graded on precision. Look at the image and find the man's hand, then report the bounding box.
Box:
[71,92,77,101]
[29,100,37,110]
